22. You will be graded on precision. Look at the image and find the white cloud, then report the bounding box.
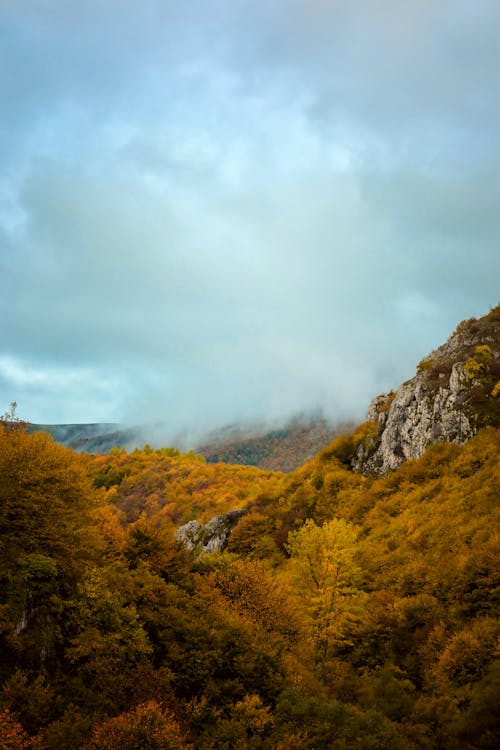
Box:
[0,0,498,428]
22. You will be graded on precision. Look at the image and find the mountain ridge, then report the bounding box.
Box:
[29,416,355,473]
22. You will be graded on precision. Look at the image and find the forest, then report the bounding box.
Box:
[3,1,500,745]
[0,400,498,749]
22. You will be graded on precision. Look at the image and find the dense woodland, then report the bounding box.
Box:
[1,403,499,749]
[196,418,355,472]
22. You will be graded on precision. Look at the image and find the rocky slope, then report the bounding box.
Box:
[353,305,500,474]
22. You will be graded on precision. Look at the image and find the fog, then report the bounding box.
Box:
[1,1,499,432]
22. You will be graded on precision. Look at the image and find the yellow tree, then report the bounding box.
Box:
[0,424,98,675]
[287,518,363,681]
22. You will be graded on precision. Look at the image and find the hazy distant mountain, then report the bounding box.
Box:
[29,416,355,472]
[28,423,142,453]
[196,417,356,472]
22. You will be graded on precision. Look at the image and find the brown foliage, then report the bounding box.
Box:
[84,700,191,750]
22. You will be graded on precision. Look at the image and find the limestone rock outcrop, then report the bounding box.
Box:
[175,508,247,554]
[353,307,500,474]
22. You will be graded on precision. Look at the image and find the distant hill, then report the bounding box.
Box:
[196,417,356,472]
[29,416,355,472]
[28,423,143,453]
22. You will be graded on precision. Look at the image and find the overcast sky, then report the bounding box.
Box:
[1,0,499,435]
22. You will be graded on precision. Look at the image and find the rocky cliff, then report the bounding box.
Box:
[175,509,247,555]
[353,305,500,475]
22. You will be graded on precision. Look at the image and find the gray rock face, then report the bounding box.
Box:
[354,365,475,474]
[174,519,204,551]
[353,313,500,475]
[175,509,247,554]
[366,393,393,423]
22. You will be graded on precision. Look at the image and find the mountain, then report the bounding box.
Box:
[28,423,142,453]
[29,416,355,473]
[353,304,500,474]
[196,417,356,472]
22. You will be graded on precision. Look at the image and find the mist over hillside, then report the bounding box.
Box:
[29,414,355,472]
[3,304,499,748]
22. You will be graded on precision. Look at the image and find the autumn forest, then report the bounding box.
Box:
[1,310,499,749]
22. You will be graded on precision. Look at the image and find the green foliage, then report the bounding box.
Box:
[273,688,406,749]
[0,427,96,576]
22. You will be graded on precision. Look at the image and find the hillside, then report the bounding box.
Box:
[1,305,499,749]
[196,417,355,472]
[29,416,354,473]
[28,423,142,453]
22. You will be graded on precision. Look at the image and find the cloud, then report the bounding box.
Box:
[0,355,127,423]
[0,1,499,430]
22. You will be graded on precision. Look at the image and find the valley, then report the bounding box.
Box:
[1,305,499,749]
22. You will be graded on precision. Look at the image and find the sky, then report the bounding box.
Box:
[1,0,499,436]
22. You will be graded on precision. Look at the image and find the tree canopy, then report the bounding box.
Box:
[0,422,499,748]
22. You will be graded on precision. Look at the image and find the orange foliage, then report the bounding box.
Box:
[0,707,42,749]
[84,700,191,750]
[86,447,282,526]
